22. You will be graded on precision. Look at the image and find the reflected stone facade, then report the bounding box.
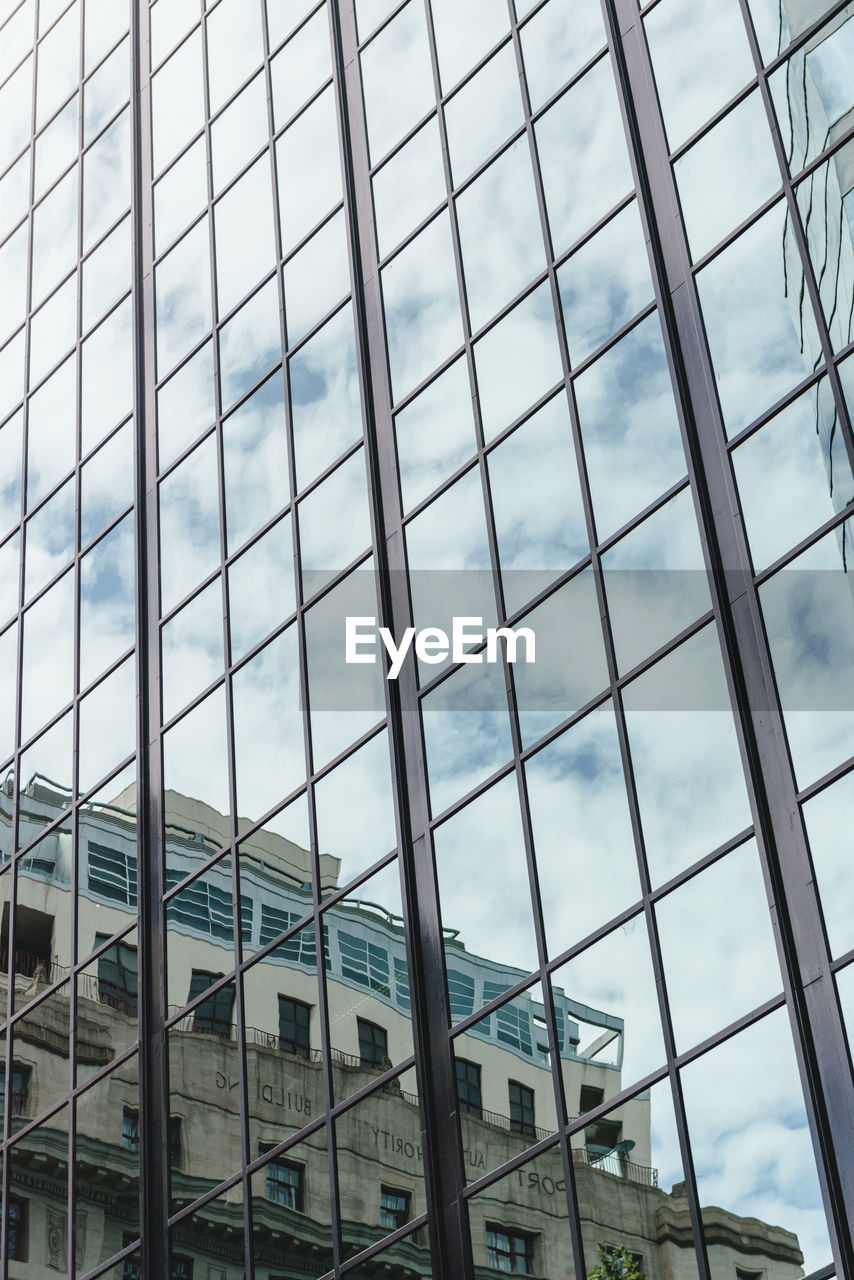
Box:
[1,0,854,1278]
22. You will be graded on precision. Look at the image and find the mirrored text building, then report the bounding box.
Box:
[1,0,854,1277]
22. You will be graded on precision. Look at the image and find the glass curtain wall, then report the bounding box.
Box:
[0,0,852,1277]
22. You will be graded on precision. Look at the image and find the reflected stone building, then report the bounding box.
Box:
[1,0,854,1279]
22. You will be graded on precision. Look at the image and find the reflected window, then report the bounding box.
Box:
[88,840,138,905]
[509,1081,535,1137]
[455,1058,482,1118]
[122,1107,139,1149]
[379,1185,411,1232]
[339,931,391,995]
[486,1225,534,1274]
[96,933,138,1016]
[8,1196,27,1262]
[188,970,235,1038]
[0,1064,30,1117]
[169,1117,183,1168]
[263,1154,304,1210]
[357,1017,388,1068]
[278,995,311,1059]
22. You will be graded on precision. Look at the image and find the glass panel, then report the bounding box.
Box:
[558,200,653,366]
[162,684,231,847]
[0,59,32,178]
[434,774,538,1001]
[513,570,608,748]
[82,214,132,332]
[35,3,79,130]
[290,303,362,489]
[156,339,216,471]
[795,134,854,354]
[83,33,130,144]
[80,421,133,548]
[574,311,686,539]
[674,91,780,263]
[770,11,854,174]
[167,987,243,1209]
[214,156,275,318]
[283,209,350,346]
[360,0,435,164]
[526,702,640,958]
[210,72,267,197]
[456,139,545,332]
[239,814,314,970]
[0,409,23,538]
[155,217,212,379]
[232,625,305,826]
[467,1145,578,1279]
[314,730,396,892]
[162,579,224,723]
[698,201,820,437]
[326,861,413,1101]
[154,136,207,256]
[623,625,752,887]
[759,521,854,789]
[474,281,563,443]
[80,296,134,452]
[150,0,198,68]
[76,933,139,1067]
[576,1080,699,1280]
[276,86,342,256]
[601,487,710,675]
[8,1106,69,1263]
[24,477,74,602]
[802,769,854,960]
[429,0,508,92]
[151,28,205,175]
[250,1129,333,1276]
[270,5,331,126]
[394,356,475,512]
[452,980,557,1182]
[205,0,264,115]
[373,115,445,258]
[219,275,282,411]
[26,354,76,510]
[227,517,295,661]
[732,377,851,572]
[166,856,237,1007]
[84,0,128,72]
[20,570,74,742]
[34,95,78,202]
[304,563,385,768]
[422,660,514,815]
[158,434,220,616]
[536,58,633,257]
[298,448,371,597]
[29,275,77,387]
[75,1061,141,1269]
[31,165,78,307]
[645,0,755,152]
[681,1008,831,1277]
[222,370,289,556]
[0,152,30,245]
[82,106,131,252]
[520,0,605,113]
[382,210,463,403]
[657,839,782,1052]
[489,395,588,616]
[444,43,523,187]
[78,654,136,792]
[337,1069,425,1259]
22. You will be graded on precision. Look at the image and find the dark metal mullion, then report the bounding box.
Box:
[129,0,170,1275]
[735,0,854,482]
[194,2,255,1273]
[609,0,854,1274]
[261,1,344,1268]
[1,0,39,1262]
[332,1,474,1275]
[66,0,87,1268]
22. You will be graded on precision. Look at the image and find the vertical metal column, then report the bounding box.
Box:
[329,2,475,1275]
[130,1,171,1275]
[602,0,854,1272]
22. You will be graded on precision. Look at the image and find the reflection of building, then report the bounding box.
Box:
[2,0,854,1278]
[2,781,804,1279]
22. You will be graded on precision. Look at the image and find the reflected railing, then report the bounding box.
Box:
[574,1147,658,1187]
